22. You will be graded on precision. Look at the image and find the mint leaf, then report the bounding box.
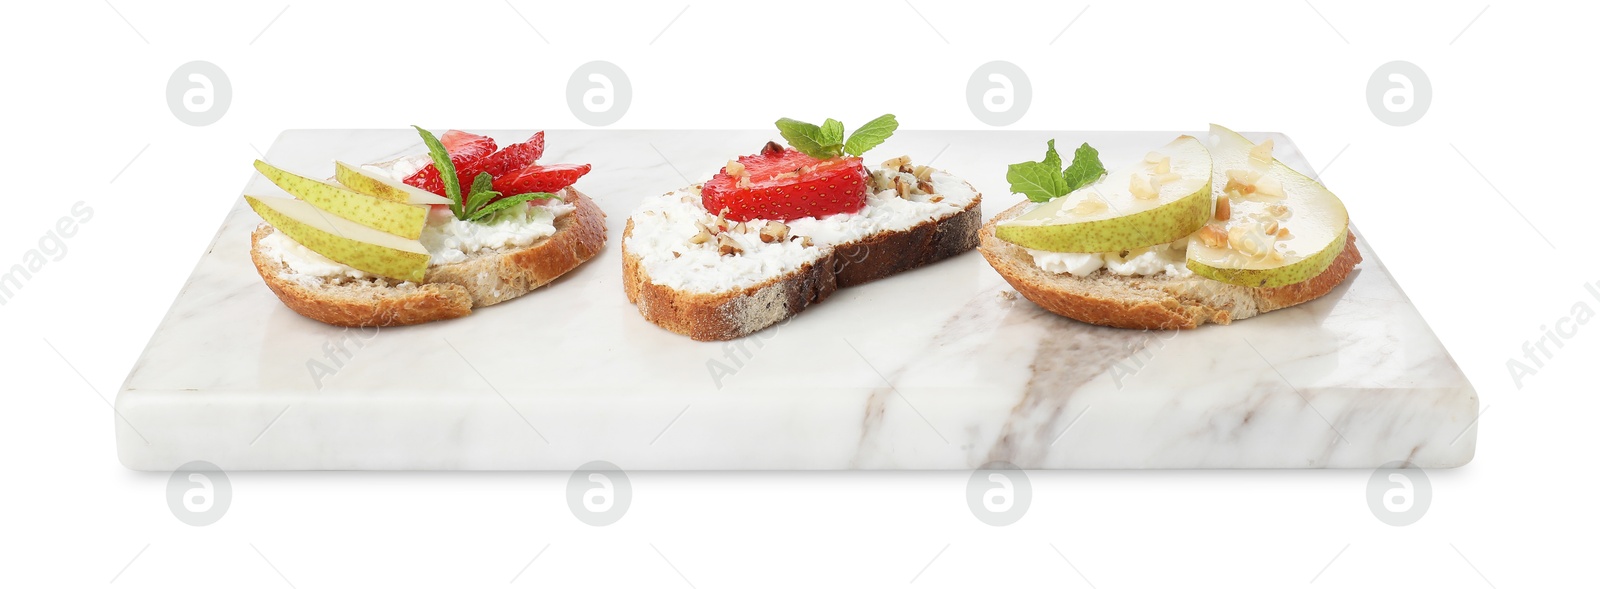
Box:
[820,118,845,147]
[775,118,833,159]
[1007,162,1071,202]
[844,114,897,156]
[414,125,464,218]
[468,192,560,222]
[1007,140,1104,202]
[1041,139,1063,171]
[464,172,497,216]
[1061,142,1105,193]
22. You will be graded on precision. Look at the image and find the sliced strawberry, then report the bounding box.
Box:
[701,143,870,222]
[442,130,497,159]
[493,163,592,195]
[475,131,545,179]
[404,130,498,195]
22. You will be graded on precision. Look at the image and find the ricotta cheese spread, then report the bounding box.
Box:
[266,155,574,279]
[1012,200,1194,278]
[1026,240,1192,278]
[625,166,979,293]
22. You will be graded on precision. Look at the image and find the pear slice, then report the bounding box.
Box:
[995,135,1212,252]
[246,195,429,282]
[333,161,453,206]
[253,160,428,240]
[1184,124,1350,288]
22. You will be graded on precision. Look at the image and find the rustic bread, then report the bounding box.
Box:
[978,200,1360,329]
[622,190,982,341]
[249,188,606,327]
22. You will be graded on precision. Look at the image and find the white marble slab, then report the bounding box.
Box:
[115,130,1478,470]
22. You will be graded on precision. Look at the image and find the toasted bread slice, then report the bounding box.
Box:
[979,200,1361,329]
[622,183,982,341]
[249,188,607,327]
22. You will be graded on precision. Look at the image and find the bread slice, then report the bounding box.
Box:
[622,188,983,341]
[979,200,1361,329]
[249,187,607,327]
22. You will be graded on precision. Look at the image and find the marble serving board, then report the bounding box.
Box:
[115,129,1478,470]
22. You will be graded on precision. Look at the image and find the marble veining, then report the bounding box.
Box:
[115,130,1477,470]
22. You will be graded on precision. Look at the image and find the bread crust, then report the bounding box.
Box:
[249,188,607,327]
[622,193,983,341]
[979,200,1361,330]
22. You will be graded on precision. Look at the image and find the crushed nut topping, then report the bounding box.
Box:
[1249,138,1274,166]
[1144,152,1172,175]
[892,176,912,198]
[1130,174,1160,200]
[725,160,746,177]
[717,233,742,256]
[688,224,712,245]
[1197,224,1229,249]
[1214,197,1232,221]
[759,221,789,243]
[1253,175,1285,198]
[1072,195,1109,215]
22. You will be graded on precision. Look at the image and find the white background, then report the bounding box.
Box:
[3,0,1595,586]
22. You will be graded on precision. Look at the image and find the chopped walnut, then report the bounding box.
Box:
[1196,224,1229,249]
[1214,197,1231,221]
[913,165,934,183]
[688,225,712,245]
[759,221,790,243]
[717,233,742,256]
[892,176,912,198]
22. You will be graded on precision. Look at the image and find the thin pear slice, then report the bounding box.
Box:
[996,135,1212,252]
[254,160,427,240]
[246,195,429,282]
[1184,124,1350,288]
[334,161,452,206]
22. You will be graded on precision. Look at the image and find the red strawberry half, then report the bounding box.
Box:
[701,143,869,222]
[475,131,544,179]
[493,163,592,195]
[404,130,498,194]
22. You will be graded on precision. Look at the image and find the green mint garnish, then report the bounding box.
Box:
[1061,143,1106,194]
[1007,140,1106,202]
[468,192,561,222]
[842,114,898,157]
[414,125,464,218]
[412,126,564,224]
[774,114,898,159]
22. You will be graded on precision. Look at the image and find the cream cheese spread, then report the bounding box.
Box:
[625,166,979,293]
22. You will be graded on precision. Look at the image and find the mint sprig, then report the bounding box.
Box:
[1007,140,1106,202]
[775,114,898,159]
[413,125,562,223]
[414,125,464,218]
